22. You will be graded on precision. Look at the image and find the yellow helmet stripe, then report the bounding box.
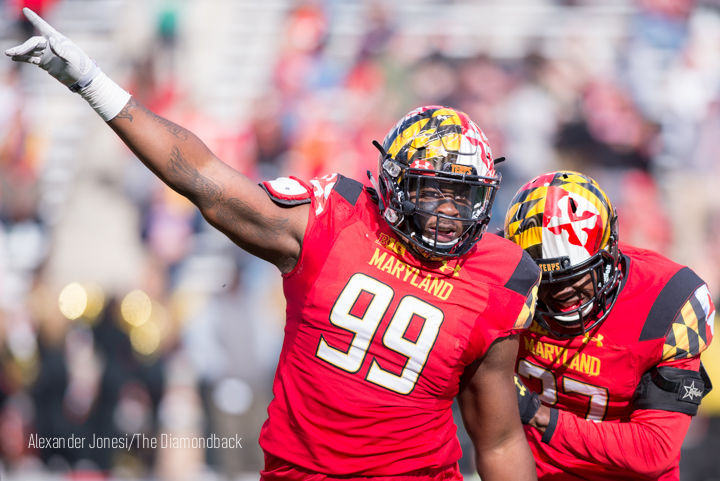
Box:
[386,117,429,158]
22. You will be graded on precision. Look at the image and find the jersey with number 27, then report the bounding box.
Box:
[517,244,715,480]
[258,173,540,475]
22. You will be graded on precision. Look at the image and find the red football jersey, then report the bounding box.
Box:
[517,244,715,480]
[259,174,539,475]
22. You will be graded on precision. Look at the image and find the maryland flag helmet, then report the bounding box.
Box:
[375,106,501,258]
[504,171,622,337]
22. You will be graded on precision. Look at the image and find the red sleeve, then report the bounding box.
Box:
[547,408,691,478]
[658,355,700,370]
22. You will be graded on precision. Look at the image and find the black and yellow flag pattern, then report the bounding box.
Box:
[663,293,712,361]
[513,285,539,330]
[503,171,614,260]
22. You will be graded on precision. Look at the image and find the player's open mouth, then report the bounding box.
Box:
[558,300,583,312]
[428,226,457,243]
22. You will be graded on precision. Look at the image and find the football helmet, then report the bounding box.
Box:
[504,171,622,337]
[373,106,501,258]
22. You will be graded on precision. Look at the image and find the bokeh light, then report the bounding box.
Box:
[129,321,161,357]
[82,283,106,321]
[58,282,88,321]
[121,289,153,328]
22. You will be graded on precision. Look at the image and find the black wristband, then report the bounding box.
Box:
[515,375,541,424]
[541,408,559,444]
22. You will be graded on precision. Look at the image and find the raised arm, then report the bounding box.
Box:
[107,98,308,272]
[457,335,537,481]
[5,8,307,272]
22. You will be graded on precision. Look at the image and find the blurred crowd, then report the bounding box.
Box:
[1,0,719,480]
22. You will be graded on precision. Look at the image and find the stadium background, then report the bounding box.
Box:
[0,0,719,479]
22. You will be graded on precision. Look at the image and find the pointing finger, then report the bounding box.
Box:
[23,7,60,37]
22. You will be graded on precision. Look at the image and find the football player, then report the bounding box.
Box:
[504,170,715,480]
[6,9,541,480]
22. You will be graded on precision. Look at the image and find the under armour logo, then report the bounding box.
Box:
[682,381,703,402]
[410,160,434,170]
[582,333,604,347]
[438,260,462,277]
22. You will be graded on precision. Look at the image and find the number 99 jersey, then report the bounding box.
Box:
[258,174,540,476]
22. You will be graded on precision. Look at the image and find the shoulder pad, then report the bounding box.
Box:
[332,175,364,206]
[505,250,541,298]
[639,267,704,341]
[260,176,312,207]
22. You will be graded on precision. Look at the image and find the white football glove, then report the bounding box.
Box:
[5,7,99,90]
[5,7,131,121]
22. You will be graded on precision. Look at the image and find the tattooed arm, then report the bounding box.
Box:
[109,98,307,273]
[5,8,306,270]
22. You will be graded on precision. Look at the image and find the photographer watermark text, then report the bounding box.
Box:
[28,433,242,451]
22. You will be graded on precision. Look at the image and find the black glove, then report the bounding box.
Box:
[514,375,541,424]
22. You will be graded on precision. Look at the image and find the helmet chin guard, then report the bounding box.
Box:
[534,248,623,338]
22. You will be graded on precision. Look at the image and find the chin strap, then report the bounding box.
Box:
[368,140,393,213]
[366,170,385,212]
[372,140,388,158]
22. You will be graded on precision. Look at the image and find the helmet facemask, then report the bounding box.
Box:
[406,169,497,257]
[376,141,499,259]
